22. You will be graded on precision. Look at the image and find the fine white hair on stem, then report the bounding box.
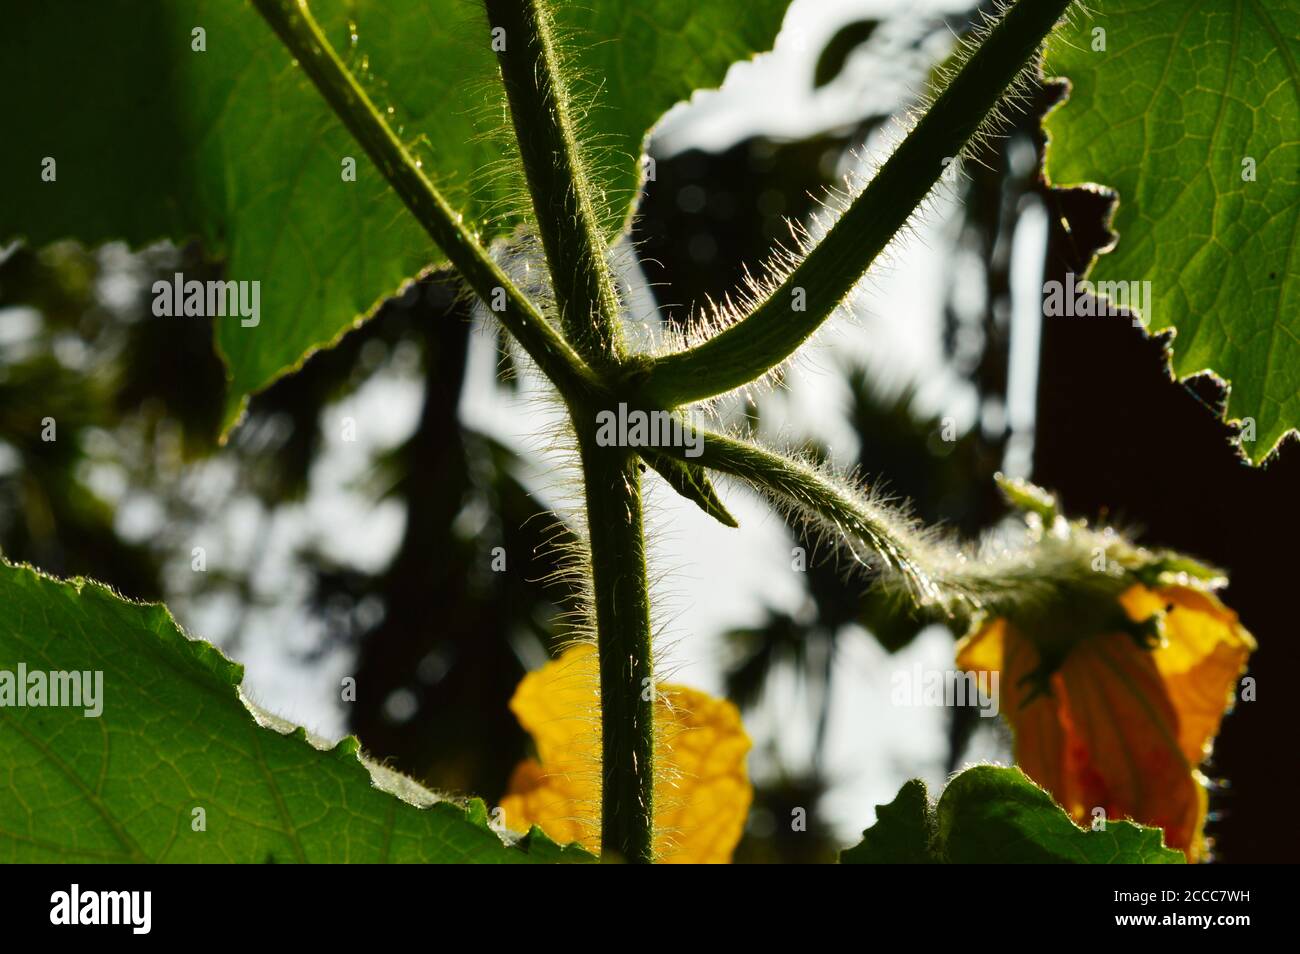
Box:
[680,422,1148,623]
[644,0,1078,411]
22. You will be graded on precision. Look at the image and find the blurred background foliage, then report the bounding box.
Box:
[1,0,1293,863]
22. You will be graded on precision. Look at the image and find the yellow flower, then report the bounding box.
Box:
[956,583,1255,861]
[499,644,753,863]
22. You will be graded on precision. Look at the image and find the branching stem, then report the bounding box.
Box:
[251,0,602,404]
[487,0,655,862]
[254,0,1081,866]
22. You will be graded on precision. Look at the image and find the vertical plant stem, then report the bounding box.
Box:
[484,0,625,368]
[577,430,656,863]
[485,0,654,861]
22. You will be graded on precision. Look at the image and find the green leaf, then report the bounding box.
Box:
[937,765,1185,864]
[841,766,1185,864]
[0,560,594,863]
[1,1,790,431]
[839,779,934,863]
[643,452,740,528]
[561,0,792,236]
[1043,1,1300,463]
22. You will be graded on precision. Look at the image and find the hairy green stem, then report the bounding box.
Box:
[485,0,655,860]
[661,427,943,605]
[635,0,1075,407]
[651,426,1161,625]
[484,0,625,368]
[576,428,656,863]
[251,0,602,404]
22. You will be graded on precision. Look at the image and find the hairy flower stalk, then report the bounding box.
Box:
[649,428,1211,630]
[685,428,945,604]
[633,0,1077,408]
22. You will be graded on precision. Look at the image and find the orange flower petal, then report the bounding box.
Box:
[959,583,1254,862]
[961,619,1072,810]
[499,645,602,849]
[655,685,753,863]
[954,616,1006,672]
[499,758,592,848]
[1005,629,1071,804]
[1056,632,1204,858]
[1121,584,1255,764]
[508,643,602,768]
[500,644,753,863]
